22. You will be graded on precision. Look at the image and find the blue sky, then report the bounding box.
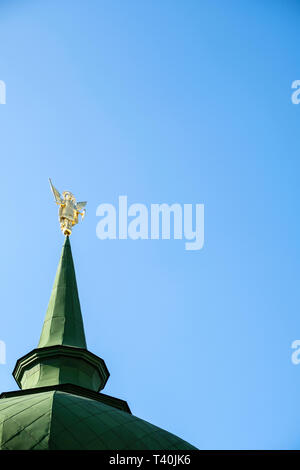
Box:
[0,0,300,449]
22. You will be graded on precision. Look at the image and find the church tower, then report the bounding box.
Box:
[0,237,196,450]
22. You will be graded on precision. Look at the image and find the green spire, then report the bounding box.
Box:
[13,237,109,392]
[38,236,87,349]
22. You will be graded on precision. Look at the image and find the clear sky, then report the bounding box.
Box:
[0,0,300,450]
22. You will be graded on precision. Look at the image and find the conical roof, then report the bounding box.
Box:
[38,236,86,349]
[13,237,109,392]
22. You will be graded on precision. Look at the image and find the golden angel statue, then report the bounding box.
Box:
[49,178,87,236]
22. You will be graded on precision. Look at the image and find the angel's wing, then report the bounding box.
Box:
[49,178,62,204]
[76,201,87,212]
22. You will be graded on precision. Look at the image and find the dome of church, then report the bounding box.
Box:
[0,389,195,450]
[0,237,197,450]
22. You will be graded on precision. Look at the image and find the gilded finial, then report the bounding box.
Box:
[49,178,87,236]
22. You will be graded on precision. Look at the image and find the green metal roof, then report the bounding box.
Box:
[0,237,197,450]
[38,236,87,349]
[0,390,197,450]
[13,237,109,392]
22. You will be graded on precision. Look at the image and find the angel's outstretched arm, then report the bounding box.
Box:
[76,202,87,221]
[76,201,87,212]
